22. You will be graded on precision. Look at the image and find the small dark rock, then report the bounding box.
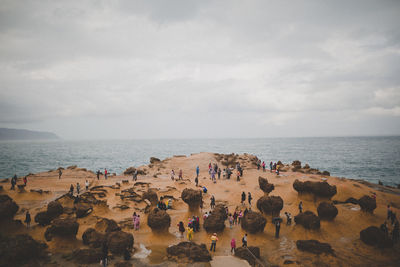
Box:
[296,240,334,255]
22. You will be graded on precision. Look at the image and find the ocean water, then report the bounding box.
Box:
[0,136,399,186]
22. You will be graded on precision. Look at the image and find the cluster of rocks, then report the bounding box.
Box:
[214,153,239,167]
[293,179,337,198]
[256,195,283,216]
[241,210,267,234]
[123,167,147,176]
[34,200,63,226]
[333,195,376,213]
[45,217,79,241]
[258,177,275,194]
[203,204,227,233]
[280,160,330,176]
[166,242,212,262]
[181,188,202,210]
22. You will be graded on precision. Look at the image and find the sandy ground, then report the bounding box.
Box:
[1,152,400,266]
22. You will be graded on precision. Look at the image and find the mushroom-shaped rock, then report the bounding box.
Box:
[293,179,337,198]
[166,242,212,262]
[0,234,48,266]
[107,231,134,254]
[256,195,283,216]
[95,218,121,233]
[44,218,79,241]
[360,226,393,248]
[203,204,227,233]
[258,177,275,194]
[181,188,202,209]
[82,228,106,248]
[147,208,171,231]
[317,202,338,220]
[34,211,54,226]
[234,246,261,266]
[72,248,103,264]
[241,211,267,234]
[294,211,320,230]
[0,194,19,220]
[46,201,63,217]
[358,195,377,213]
[74,202,93,218]
[142,189,158,205]
[296,240,334,255]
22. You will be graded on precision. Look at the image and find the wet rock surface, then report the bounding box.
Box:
[294,211,320,229]
[166,241,212,262]
[241,211,267,234]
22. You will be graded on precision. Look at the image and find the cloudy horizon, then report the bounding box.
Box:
[1,0,400,139]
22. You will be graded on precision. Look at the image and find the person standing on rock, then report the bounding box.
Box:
[210,233,218,252]
[196,166,200,178]
[275,220,281,238]
[299,201,303,213]
[10,174,16,190]
[231,238,236,254]
[85,180,89,191]
[242,233,248,247]
[179,169,183,180]
[270,161,273,172]
[257,160,261,170]
[248,192,252,207]
[241,192,246,205]
[285,212,292,225]
[96,170,100,180]
[76,183,80,195]
[236,169,240,181]
[69,184,74,196]
[58,169,62,179]
[210,195,216,209]
[25,210,31,228]
[23,176,27,186]
[171,169,175,180]
[133,170,138,181]
[135,215,140,230]
[104,168,108,180]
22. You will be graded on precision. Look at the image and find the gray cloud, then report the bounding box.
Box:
[0,0,399,139]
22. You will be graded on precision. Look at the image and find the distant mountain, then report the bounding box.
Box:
[0,128,60,140]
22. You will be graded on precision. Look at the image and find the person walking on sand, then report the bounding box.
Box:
[178,221,185,237]
[11,174,16,190]
[210,233,218,252]
[179,169,183,180]
[285,212,292,225]
[23,176,27,186]
[231,238,236,254]
[270,161,273,172]
[210,195,216,209]
[248,192,252,207]
[25,210,31,228]
[187,226,194,241]
[217,168,221,179]
[275,220,281,238]
[238,210,243,224]
[58,169,62,179]
[233,211,238,225]
[211,168,216,183]
[104,168,108,180]
[196,166,200,178]
[299,201,303,213]
[229,214,234,229]
[242,233,248,247]
[262,161,266,172]
[241,192,246,205]
[85,180,89,191]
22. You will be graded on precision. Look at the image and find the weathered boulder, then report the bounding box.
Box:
[256,195,283,216]
[293,179,337,198]
[234,246,261,266]
[72,248,102,264]
[360,226,393,248]
[44,218,79,241]
[203,204,227,233]
[74,202,93,218]
[95,218,121,233]
[0,234,48,266]
[46,201,63,217]
[142,189,158,205]
[82,228,106,248]
[107,231,134,254]
[34,211,54,226]
[258,177,275,194]
[358,195,377,213]
[0,194,19,220]
[294,211,320,230]
[166,242,212,262]
[317,202,338,220]
[241,211,267,234]
[150,157,161,164]
[181,188,203,209]
[147,208,171,231]
[296,240,334,255]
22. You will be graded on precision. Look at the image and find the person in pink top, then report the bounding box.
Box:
[104,168,108,180]
[231,238,236,254]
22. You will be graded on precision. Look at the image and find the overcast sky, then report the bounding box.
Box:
[0,0,399,139]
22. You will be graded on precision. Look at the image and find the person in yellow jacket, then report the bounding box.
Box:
[210,233,218,252]
[187,227,194,241]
